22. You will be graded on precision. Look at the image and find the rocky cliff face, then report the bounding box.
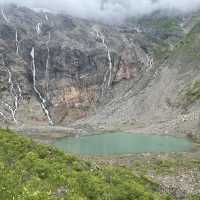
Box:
[0,4,152,126]
[0,5,200,140]
[78,12,200,141]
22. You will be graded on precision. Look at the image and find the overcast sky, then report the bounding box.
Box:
[1,0,200,23]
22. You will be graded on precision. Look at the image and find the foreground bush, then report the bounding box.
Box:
[0,128,172,200]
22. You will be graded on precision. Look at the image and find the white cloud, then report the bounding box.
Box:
[1,0,200,23]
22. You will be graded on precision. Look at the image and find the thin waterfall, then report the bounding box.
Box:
[1,56,23,124]
[36,22,42,35]
[45,32,51,99]
[1,9,9,23]
[30,47,54,125]
[45,14,48,21]
[94,29,113,96]
[16,30,19,55]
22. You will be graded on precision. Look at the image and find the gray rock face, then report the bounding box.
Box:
[0,5,150,125]
[0,4,200,139]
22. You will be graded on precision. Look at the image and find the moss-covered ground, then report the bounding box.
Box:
[179,80,200,107]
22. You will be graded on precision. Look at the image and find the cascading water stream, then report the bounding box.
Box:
[107,48,112,87]
[0,56,23,124]
[36,22,42,35]
[30,47,54,125]
[45,32,51,99]
[94,29,113,96]
[45,14,48,21]
[1,8,9,23]
[7,68,17,123]
[15,30,19,55]
[148,55,154,70]
[0,111,8,122]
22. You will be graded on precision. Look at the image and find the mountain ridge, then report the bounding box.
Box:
[0,4,199,143]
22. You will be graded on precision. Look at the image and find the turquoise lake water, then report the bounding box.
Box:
[53,132,193,156]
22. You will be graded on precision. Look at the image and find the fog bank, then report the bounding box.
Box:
[1,0,200,23]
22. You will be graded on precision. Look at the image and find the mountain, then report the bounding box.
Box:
[0,4,200,199]
[0,5,153,125]
[0,4,199,142]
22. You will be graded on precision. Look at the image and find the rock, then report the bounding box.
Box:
[0,5,150,126]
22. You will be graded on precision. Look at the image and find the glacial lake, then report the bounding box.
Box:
[53,132,193,156]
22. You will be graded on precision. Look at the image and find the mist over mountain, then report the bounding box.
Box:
[1,0,200,23]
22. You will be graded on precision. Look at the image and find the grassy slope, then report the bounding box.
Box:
[0,128,173,200]
[174,21,200,106]
[138,14,183,60]
[179,80,200,107]
[175,20,200,60]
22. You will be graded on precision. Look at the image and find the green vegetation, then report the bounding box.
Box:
[0,128,172,200]
[131,156,200,176]
[0,80,7,92]
[131,156,200,200]
[143,17,181,33]
[179,80,200,106]
[175,21,200,59]
[152,43,171,60]
[141,16,182,60]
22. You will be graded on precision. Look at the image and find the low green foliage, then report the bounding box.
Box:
[142,17,182,60]
[138,14,181,33]
[152,44,171,60]
[0,129,172,200]
[147,18,181,33]
[175,21,200,59]
[188,195,200,200]
[179,80,200,107]
[132,156,200,176]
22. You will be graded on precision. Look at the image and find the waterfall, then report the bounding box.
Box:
[4,101,17,123]
[0,111,8,122]
[45,14,48,21]
[5,67,23,124]
[30,47,54,125]
[45,32,51,98]
[96,30,113,87]
[1,56,23,124]
[15,30,19,55]
[145,54,154,71]
[17,84,23,102]
[107,49,112,87]
[1,9,9,23]
[36,22,42,35]
[94,29,113,95]
[7,68,17,121]
[6,68,14,96]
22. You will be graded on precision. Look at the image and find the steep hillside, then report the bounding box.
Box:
[0,5,200,200]
[0,4,152,127]
[76,12,200,142]
[0,5,199,142]
[0,128,174,200]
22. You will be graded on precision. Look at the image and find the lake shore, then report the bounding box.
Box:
[2,124,200,198]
